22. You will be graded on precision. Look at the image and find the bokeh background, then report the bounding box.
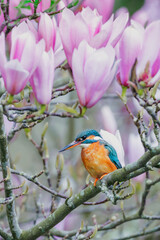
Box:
[1,0,160,239]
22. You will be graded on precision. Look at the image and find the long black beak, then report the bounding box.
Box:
[59,140,81,152]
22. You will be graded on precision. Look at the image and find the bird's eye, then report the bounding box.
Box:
[79,137,84,141]
[77,136,85,141]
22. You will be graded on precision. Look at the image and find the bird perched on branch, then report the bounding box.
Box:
[59,129,124,186]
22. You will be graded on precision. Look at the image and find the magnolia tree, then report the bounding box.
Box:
[0,0,160,240]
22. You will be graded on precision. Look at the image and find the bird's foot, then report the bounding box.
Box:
[94,174,108,187]
[100,173,108,181]
[94,178,99,187]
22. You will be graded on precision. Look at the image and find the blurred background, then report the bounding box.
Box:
[1,0,160,239]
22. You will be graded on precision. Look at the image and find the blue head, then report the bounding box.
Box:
[59,129,102,152]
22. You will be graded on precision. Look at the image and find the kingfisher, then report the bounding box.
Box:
[59,129,122,186]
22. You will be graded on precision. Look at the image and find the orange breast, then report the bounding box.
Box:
[81,142,117,179]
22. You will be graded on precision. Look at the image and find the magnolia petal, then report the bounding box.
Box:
[86,59,118,108]
[137,20,160,76]
[82,0,114,23]
[30,49,54,104]
[39,13,57,51]
[90,16,113,48]
[54,27,66,67]
[30,39,46,76]
[108,12,129,47]
[13,33,37,72]
[72,41,116,108]
[3,60,29,95]
[59,8,76,51]
[119,25,143,86]
[106,59,120,88]
[84,45,115,90]
[11,21,30,43]
[149,68,160,86]
[0,32,7,73]
[151,50,160,77]
[84,50,110,106]
[59,9,89,66]
[72,40,95,106]
[80,7,102,37]
[54,48,66,68]
[88,14,113,48]
[68,19,90,66]
[27,19,39,41]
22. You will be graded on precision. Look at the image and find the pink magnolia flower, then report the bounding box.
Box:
[82,0,114,23]
[72,40,118,108]
[38,13,57,52]
[136,20,160,86]
[0,22,45,95]
[132,10,148,27]
[117,20,160,87]
[59,7,128,66]
[27,14,65,67]
[117,22,143,86]
[115,7,129,18]
[30,49,54,105]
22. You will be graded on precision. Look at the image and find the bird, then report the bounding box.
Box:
[59,129,122,186]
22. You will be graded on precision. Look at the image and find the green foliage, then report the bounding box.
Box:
[45,0,59,13]
[67,0,79,8]
[15,0,32,15]
[16,0,32,10]
[33,0,40,10]
[51,0,56,5]
[114,0,145,15]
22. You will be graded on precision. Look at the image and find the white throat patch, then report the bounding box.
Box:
[79,143,90,149]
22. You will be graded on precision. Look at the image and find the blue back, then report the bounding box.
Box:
[99,140,122,169]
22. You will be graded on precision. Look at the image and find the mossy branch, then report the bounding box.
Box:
[20,147,160,240]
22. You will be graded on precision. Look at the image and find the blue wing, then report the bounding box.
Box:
[99,140,122,169]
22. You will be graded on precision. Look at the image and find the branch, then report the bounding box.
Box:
[0,0,81,34]
[138,179,154,216]
[48,212,160,238]
[19,146,160,240]
[114,225,160,240]
[20,184,101,240]
[0,105,22,239]
[9,168,67,199]
[0,227,13,240]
